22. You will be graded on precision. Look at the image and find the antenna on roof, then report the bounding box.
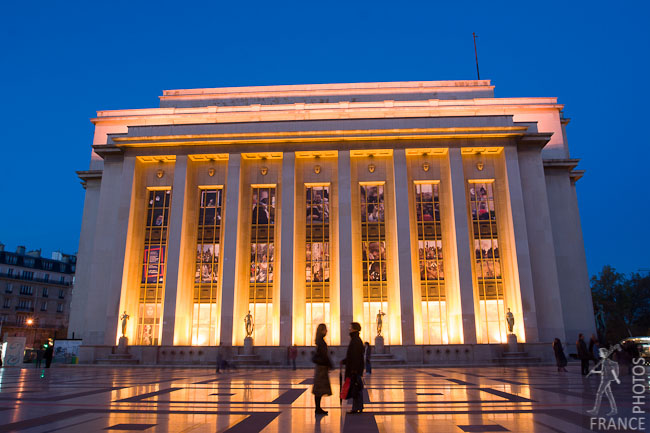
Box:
[473,32,481,80]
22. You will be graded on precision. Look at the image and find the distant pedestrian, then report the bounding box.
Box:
[364,342,372,374]
[35,347,44,369]
[312,324,333,416]
[44,342,54,368]
[289,345,298,370]
[341,322,364,414]
[577,333,590,375]
[552,338,568,372]
[218,347,232,372]
[589,334,599,366]
[216,347,223,373]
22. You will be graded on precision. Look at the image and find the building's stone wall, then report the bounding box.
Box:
[69,80,595,364]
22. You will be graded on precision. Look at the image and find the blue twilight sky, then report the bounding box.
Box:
[0,1,648,277]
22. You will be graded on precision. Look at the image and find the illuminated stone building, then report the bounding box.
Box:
[70,80,595,364]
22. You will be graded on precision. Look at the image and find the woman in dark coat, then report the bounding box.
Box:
[312,323,333,415]
[552,338,568,372]
[341,322,365,414]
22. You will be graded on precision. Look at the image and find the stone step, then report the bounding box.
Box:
[369,353,405,366]
[232,354,269,367]
[232,361,270,368]
[371,353,395,359]
[95,352,139,365]
[371,360,405,366]
[95,358,139,365]
[107,354,134,359]
[502,352,530,357]
[492,357,541,365]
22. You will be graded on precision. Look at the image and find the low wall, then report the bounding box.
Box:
[78,342,557,365]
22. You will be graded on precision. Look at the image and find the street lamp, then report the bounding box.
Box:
[26,318,35,349]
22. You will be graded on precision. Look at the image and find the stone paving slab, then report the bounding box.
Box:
[0,366,645,432]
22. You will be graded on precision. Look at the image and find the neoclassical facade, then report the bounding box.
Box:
[69,80,595,363]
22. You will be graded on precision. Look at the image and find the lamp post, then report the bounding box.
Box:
[26,318,35,349]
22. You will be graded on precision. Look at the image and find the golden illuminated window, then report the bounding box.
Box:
[305,185,331,343]
[468,181,507,343]
[191,188,223,346]
[414,182,448,344]
[137,189,171,345]
[248,186,276,345]
[360,184,388,341]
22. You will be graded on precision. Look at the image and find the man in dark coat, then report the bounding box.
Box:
[44,341,54,368]
[342,322,365,414]
[577,333,590,375]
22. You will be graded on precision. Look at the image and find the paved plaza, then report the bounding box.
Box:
[0,365,645,432]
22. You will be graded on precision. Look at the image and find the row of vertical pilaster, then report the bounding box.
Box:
[89,146,558,348]
[278,154,295,347]
[337,151,354,341]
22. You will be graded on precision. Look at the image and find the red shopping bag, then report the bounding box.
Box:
[340,377,351,400]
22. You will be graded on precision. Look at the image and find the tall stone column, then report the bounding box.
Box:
[68,174,101,340]
[502,146,539,343]
[161,155,189,346]
[518,147,565,342]
[392,149,415,345]
[546,166,595,342]
[219,154,241,346]
[102,155,138,346]
[338,151,354,339]
[279,153,295,347]
[82,156,127,346]
[448,148,477,344]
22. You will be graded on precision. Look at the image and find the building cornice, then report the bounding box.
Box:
[110,125,530,148]
[159,80,495,102]
[91,146,123,159]
[517,133,554,150]
[543,158,580,170]
[543,159,585,182]
[76,170,103,189]
[570,170,585,182]
[162,79,493,95]
[91,99,563,125]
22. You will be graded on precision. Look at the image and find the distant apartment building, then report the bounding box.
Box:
[0,243,76,348]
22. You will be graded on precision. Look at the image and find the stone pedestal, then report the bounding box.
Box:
[507,334,518,352]
[374,335,385,354]
[117,337,129,354]
[243,337,253,355]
